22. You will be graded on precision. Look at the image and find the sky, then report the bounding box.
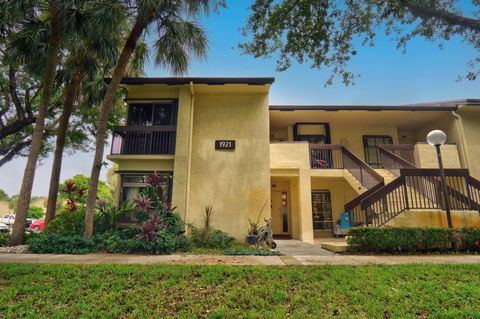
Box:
[0,1,479,197]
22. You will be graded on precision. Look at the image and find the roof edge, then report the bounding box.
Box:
[106,77,275,86]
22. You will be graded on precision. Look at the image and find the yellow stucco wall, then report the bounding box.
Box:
[413,144,461,168]
[187,92,271,239]
[386,210,480,228]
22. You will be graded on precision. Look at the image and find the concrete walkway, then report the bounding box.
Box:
[276,239,335,256]
[1,253,480,266]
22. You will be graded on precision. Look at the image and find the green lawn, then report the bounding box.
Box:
[1,264,479,318]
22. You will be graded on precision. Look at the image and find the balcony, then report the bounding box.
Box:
[309,144,343,169]
[110,126,176,155]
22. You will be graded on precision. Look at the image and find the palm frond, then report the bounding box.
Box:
[154,20,207,75]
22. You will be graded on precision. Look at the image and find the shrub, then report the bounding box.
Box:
[0,233,10,247]
[190,227,235,249]
[95,200,133,234]
[188,206,236,249]
[459,227,480,252]
[28,206,45,219]
[46,209,86,235]
[28,233,97,254]
[347,227,479,254]
[103,231,192,254]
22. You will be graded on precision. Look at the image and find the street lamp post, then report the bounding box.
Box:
[427,130,453,228]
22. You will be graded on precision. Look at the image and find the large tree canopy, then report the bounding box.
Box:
[0,1,127,167]
[241,0,480,85]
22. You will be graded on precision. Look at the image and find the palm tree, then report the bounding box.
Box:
[45,1,127,225]
[8,1,66,245]
[83,0,214,238]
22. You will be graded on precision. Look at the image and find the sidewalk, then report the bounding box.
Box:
[1,253,480,265]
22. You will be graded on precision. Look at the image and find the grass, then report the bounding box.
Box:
[1,264,479,318]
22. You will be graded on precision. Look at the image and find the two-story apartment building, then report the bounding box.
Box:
[107,77,480,242]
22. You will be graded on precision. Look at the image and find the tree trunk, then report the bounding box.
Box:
[10,11,62,246]
[83,16,148,238]
[45,65,84,226]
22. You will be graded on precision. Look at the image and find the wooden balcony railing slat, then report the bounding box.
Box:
[111,126,176,155]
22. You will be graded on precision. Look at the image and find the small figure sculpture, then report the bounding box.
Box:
[256,218,277,249]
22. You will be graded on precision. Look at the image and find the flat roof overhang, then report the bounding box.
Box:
[270,99,480,112]
[106,77,275,86]
[270,105,459,111]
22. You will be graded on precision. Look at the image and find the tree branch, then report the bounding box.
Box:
[0,140,31,167]
[399,0,480,32]
[8,66,25,120]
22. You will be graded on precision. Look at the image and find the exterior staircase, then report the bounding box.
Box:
[348,145,480,227]
[375,169,397,184]
[343,170,367,194]
[308,143,480,227]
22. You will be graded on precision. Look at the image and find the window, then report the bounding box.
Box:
[363,135,393,168]
[294,123,331,144]
[127,102,178,126]
[311,190,333,231]
[120,172,173,204]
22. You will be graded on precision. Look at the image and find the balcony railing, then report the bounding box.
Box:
[379,144,415,165]
[309,144,343,168]
[360,169,480,227]
[110,126,176,155]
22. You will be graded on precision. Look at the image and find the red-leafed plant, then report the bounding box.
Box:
[60,180,85,213]
[136,214,166,241]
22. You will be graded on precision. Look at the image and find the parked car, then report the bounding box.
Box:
[0,214,15,226]
[0,222,9,234]
[25,218,33,228]
[29,219,45,233]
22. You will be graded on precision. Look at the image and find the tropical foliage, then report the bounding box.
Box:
[30,171,239,254]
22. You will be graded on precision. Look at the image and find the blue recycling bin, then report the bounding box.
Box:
[340,211,354,229]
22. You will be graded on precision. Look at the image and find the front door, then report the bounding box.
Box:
[271,191,289,235]
[363,135,393,168]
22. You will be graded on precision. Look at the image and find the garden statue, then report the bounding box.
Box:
[256,218,277,249]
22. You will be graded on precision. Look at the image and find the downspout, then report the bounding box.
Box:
[184,81,195,224]
[451,106,471,170]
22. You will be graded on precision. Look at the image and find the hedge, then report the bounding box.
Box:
[347,227,480,254]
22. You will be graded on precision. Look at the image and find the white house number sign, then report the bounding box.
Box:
[215,140,235,150]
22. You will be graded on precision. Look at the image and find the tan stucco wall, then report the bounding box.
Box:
[187,92,271,239]
[330,125,399,161]
[171,87,193,220]
[270,142,310,169]
[414,113,466,168]
[271,121,399,163]
[113,158,174,171]
[386,210,480,228]
[458,107,480,179]
[413,144,461,168]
